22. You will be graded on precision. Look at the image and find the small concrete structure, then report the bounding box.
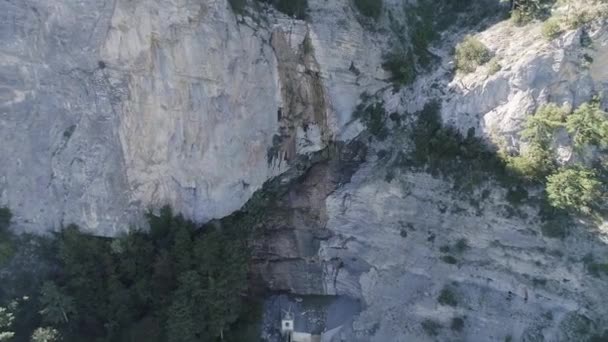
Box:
[281,311,295,337]
[281,310,321,342]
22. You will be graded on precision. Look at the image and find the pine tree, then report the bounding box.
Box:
[171,224,194,274]
[0,306,15,341]
[566,100,608,148]
[0,208,11,231]
[166,271,206,342]
[39,282,76,325]
[546,168,602,213]
[30,327,59,342]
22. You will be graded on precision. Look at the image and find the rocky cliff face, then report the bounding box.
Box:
[2,0,608,341]
[247,3,608,342]
[0,0,387,234]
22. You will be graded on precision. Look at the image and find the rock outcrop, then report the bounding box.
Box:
[0,0,387,234]
[250,7,608,342]
[2,0,608,341]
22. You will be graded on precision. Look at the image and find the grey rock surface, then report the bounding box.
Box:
[255,10,608,342]
[320,165,608,341]
[1,0,608,341]
[0,0,387,234]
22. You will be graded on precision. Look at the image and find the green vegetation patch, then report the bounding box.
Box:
[540,220,568,239]
[404,98,607,237]
[557,312,602,341]
[583,254,608,278]
[454,238,469,253]
[382,49,416,88]
[228,0,247,15]
[546,168,602,214]
[440,239,470,254]
[567,9,594,30]
[353,95,388,139]
[451,317,465,332]
[541,18,562,40]
[0,208,15,266]
[455,35,491,73]
[503,100,607,215]
[441,255,458,265]
[31,327,60,342]
[409,101,513,193]
[487,58,502,75]
[353,0,383,19]
[259,0,308,19]
[511,0,556,25]
[0,207,10,231]
[438,287,458,307]
[421,319,442,336]
[565,99,608,148]
[1,206,254,341]
[382,0,492,88]
[587,263,608,278]
[506,142,556,182]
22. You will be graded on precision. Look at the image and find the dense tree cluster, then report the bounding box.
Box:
[409,101,511,193]
[506,104,567,180]
[506,99,607,214]
[0,208,14,266]
[0,304,15,341]
[546,168,602,213]
[566,101,608,148]
[0,206,252,342]
[406,98,607,220]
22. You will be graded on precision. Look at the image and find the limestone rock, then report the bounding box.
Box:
[0,0,386,234]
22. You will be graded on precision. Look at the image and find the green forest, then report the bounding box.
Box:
[0,206,257,342]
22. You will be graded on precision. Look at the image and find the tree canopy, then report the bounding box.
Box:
[520,103,567,146]
[1,206,253,341]
[546,168,602,213]
[565,100,608,148]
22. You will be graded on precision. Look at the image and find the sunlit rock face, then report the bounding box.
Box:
[0,0,389,234]
[440,23,608,146]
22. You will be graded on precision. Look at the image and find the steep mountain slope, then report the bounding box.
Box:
[0,0,382,234]
[1,0,608,341]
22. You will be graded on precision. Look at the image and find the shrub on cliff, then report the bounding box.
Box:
[0,207,10,231]
[511,0,555,25]
[228,0,247,15]
[506,142,556,181]
[381,49,416,87]
[565,99,608,148]
[521,103,567,146]
[353,0,383,19]
[542,18,562,40]
[259,0,308,19]
[353,97,388,139]
[438,287,458,307]
[455,36,491,73]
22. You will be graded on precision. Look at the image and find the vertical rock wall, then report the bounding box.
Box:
[0,0,388,234]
